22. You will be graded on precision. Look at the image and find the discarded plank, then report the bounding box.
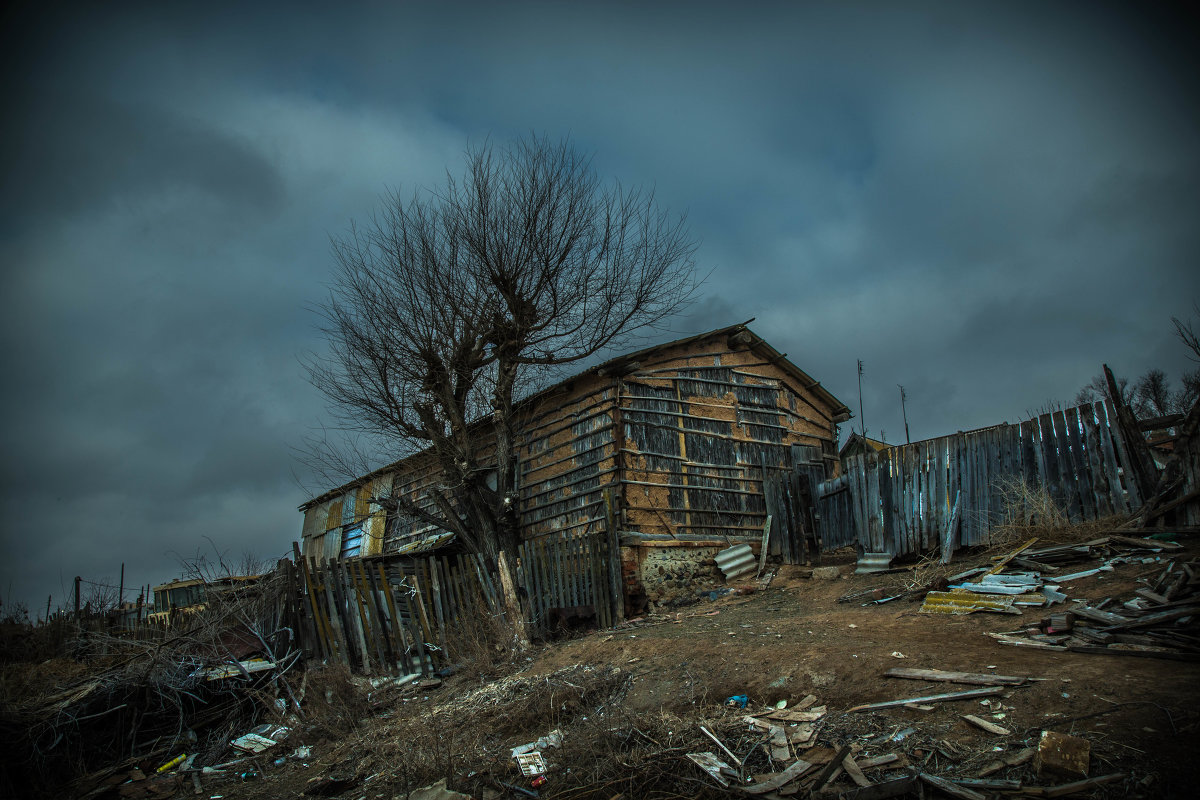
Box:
[962,714,1012,735]
[686,752,731,788]
[743,758,814,794]
[1102,605,1198,631]
[762,707,826,722]
[856,754,904,770]
[842,754,871,788]
[1065,645,1200,662]
[848,686,1004,713]
[838,774,916,800]
[917,772,986,800]
[949,777,1022,791]
[1109,534,1183,551]
[985,633,1068,651]
[883,668,1029,686]
[985,536,1039,575]
[811,744,852,789]
[1070,605,1130,626]
[794,694,818,710]
[1038,772,1126,797]
[698,725,742,767]
[976,747,1035,777]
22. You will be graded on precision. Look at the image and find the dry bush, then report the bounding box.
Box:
[990,477,1129,550]
[298,665,370,739]
[0,567,301,799]
[442,594,522,680]
[903,550,955,594]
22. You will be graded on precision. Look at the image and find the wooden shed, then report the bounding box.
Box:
[299,322,850,617]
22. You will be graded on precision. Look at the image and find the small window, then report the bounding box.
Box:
[341,524,364,559]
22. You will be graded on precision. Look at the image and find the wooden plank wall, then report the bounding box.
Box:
[287,548,501,676]
[516,384,619,539]
[516,531,618,635]
[761,445,828,564]
[815,473,856,549]
[620,357,833,539]
[817,401,1142,557]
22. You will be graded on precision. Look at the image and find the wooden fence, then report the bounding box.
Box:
[516,529,621,634]
[287,545,501,676]
[761,445,828,564]
[287,527,622,673]
[817,400,1142,558]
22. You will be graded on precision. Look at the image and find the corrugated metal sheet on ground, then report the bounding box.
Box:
[919,590,1019,615]
[716,543,756,580]
[855,552,893,573]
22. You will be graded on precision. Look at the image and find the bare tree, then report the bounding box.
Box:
[1172,302,1200,362]
[305,135,697,638]
[1133,368,1173,418]
[1074,373,1131,408]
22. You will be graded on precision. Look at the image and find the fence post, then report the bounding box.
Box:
[604,489,624,623]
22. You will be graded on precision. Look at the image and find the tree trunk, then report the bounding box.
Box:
[496,550,530,648]
[490,357,528,647]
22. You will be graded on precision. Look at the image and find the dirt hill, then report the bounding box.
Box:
[172,538,1200,800]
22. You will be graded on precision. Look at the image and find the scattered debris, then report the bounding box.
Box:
[408,778,473,800]
[514,752,546,777]
[976,747,1036,777]
[686,751,733,788]
[920,591,1023,615]
[716,543,757,580]
[511,728,564,757]
[962,714,1012,735]
[883,667,1030,686]
[744,757,815,793]
[848,686,1007,713]
[230,724,289,754]
[856,552,894,574]
[1035,730,1091,780]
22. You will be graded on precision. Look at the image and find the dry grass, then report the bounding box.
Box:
[305,663,770,799]
[902,550,956,593]
[988,477,1131,552]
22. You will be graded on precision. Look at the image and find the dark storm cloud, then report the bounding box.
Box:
[1,94,284,232]
[1,1,1197,614]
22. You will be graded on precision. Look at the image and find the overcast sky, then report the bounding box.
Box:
[2,1,1197,616]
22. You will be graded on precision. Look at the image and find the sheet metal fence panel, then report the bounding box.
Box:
[819,401,1142,558]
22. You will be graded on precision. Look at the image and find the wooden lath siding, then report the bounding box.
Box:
[516,383,619,538]
[620,353,836,538]
[516,530,619,634]
[288,549,500,676]
[821,401,1139,557]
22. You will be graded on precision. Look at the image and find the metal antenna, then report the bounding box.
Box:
[857,359,866,438]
